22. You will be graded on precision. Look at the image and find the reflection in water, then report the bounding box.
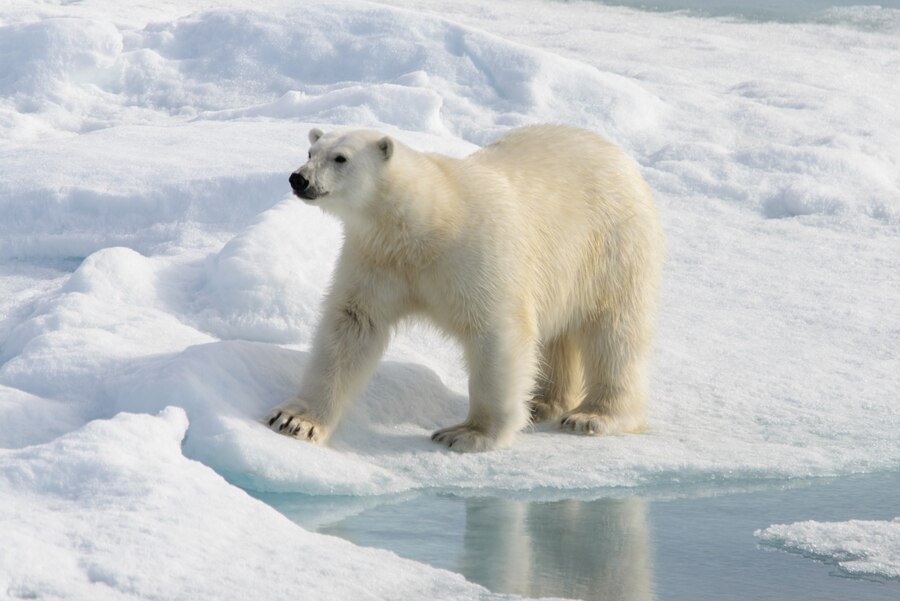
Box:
[256,473,900,601]
[460,498,652,601]
[317,495,653,601]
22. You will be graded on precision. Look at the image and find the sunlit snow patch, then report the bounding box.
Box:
[0,407,520,600]
[756,518,900,580]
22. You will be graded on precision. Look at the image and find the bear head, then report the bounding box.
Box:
[289,128,394,219]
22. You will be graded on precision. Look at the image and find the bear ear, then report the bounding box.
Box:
[308,128,324,144]
[377,136,394,160]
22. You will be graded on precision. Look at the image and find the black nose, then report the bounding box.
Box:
[289,172,308,191]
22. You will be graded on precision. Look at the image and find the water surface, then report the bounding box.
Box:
[257,472,900,600]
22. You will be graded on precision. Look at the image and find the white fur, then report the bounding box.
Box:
[266,125,664,452]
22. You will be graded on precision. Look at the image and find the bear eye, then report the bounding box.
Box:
[334,155,347,164]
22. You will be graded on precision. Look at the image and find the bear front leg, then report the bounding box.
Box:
[266,406,323,441]
[264,281,398,443]
[432,325,538,452]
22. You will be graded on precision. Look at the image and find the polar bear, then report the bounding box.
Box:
[265,125,664,452]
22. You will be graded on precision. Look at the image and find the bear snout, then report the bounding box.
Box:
[289,172,309,192]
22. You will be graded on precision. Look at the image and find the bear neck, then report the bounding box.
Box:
[345,150,460,271]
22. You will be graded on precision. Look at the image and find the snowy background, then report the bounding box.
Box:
[1,0,898,597]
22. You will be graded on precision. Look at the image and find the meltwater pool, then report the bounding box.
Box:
[255,471,900,600]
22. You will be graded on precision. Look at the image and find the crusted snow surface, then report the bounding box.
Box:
[2,0,897,495]
[0,407,519,600]
[1,0,899,597]
[756,518,900,580]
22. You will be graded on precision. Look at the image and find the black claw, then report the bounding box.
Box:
[280,416,295,431]
[268,411,282,426]
[307,426,316,440]
[431,432,439,441]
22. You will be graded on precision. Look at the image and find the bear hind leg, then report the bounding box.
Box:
[559,318,649,436]
[529,333,584,424]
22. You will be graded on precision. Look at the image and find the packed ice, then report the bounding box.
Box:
[1,0,898,597]
[0,407,514,600]
[757,518,900,580]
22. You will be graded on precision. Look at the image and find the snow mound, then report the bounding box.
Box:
[0,407,520,600]
[0,247,212,402]
[756,518,900,580]
[125,5,663,143]
[192,199,341,343]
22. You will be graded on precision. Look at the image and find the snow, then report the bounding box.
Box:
[0,407,515,600]
[1,0,899,596]
[756,518,900,580]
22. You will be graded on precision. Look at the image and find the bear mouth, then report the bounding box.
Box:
[294,189,329,202]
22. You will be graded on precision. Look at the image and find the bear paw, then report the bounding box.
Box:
[558,411,639,436]
[431,424,498,452]
[264,406,325,442]
[529,398,565,424]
